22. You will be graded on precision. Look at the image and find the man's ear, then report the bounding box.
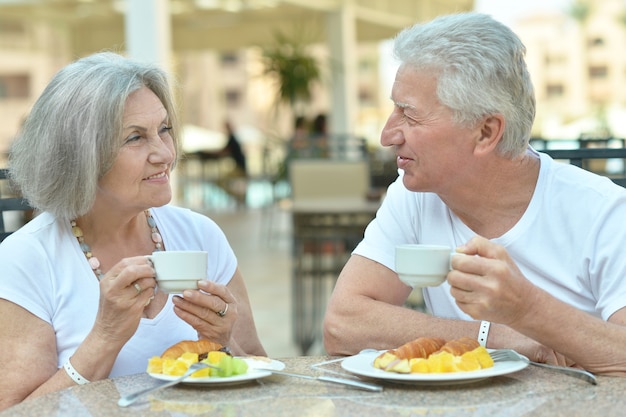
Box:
[474,114,505,156]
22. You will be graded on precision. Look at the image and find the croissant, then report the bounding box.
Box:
[160,339,224,360]
[435,336,479,356]
[389,337,446,360]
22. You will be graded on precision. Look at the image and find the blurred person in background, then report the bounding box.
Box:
[216,120,248,206]
[221,120,248,177]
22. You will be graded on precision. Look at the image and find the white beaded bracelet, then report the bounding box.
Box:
[478,320,491,347]
[63,358,90,385]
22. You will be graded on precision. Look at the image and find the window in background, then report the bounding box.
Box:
[546,84,564,98]
[589,66,608,79]
[0,74,30,99]
[224,88,241,107]
[589,37,605,47]
[220,52,239,67]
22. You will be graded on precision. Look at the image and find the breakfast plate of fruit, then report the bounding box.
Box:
[147,339,285,386]
[341,336,528,385]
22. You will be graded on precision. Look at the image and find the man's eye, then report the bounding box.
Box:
[403,113,418,125]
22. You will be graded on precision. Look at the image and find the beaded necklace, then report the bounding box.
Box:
[71,209,163,281]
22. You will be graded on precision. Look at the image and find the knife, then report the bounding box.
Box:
[260,368,383,392]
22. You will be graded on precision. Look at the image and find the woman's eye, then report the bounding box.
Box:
[125,135,141,144]
[159,126,173,135]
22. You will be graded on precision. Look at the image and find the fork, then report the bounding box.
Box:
[490,349,597,385]
[117,362,219,407]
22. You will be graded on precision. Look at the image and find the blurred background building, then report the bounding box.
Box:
[2,1,624,174]
[0,0,471,173]
[512,0,626,140]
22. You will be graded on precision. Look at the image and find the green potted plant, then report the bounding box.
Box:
[261,31,321,120]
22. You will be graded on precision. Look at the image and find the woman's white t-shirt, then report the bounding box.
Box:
[0,205,237,376]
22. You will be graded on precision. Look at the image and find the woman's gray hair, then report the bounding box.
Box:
[393,12,536,158]
[9,51,181,220]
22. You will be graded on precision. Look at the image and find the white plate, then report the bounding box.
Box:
[149,357,285,386]
[341,350,528,385]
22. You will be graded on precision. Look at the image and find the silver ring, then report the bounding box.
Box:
[133,283,142,294]
[217,303,229,317]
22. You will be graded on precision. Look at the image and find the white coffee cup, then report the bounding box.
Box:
[146,251,208,293]
[395,244,454,288]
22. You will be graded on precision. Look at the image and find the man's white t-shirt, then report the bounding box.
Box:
[0,205,237,376]
[354,150,626,322]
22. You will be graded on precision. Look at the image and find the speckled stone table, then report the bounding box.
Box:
[2,356,623,417]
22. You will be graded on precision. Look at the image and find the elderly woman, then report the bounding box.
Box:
[0,52,266,410]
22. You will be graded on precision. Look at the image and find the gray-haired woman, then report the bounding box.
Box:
[0,52,266,410]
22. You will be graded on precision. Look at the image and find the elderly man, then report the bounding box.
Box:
[323,13,626,375]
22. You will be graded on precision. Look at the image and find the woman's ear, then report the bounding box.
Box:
[474,114,505,155]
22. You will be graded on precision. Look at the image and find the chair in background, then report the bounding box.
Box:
[542,147,626,187]
[289,159,370,201]
[288,159,377,354]
[0,168,34,242]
